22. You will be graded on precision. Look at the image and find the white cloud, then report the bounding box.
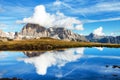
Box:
[48,0,120,16]
[93,27,105,36]
[85,55,120,60]
[53,0,62,6]
[82,17,120,23]
[0,52,8,60]
[16,5,83,30]
[67,1,120,15]
[74,24,84,30]
[110,32,116,36]
[0,23,7,27]
[19,48,84,75]
[78,2,120,14]
[95,47,104,51]
[46,0,120,24]
[53,0,73,10]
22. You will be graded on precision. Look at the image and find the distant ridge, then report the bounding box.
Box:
[86,33,120,44]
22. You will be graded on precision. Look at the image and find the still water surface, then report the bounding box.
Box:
[0,47,120,80]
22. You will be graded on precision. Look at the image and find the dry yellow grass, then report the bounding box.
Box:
[0,38,120,51]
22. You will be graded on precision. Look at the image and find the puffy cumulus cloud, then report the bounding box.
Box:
[19,48,84,75]
[16,5,83,30]
[74,24,84,30]
[93,27,105,36]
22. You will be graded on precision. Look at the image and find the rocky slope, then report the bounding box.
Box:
[98,36,120,44]
[20,23,87,41]
[86,33,104,42]
[86,33,120,44]
[20,23,49,38]
[0,30,15,39]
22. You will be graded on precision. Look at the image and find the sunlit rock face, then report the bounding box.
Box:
[20,48,85,75]
[20,23,49,38]
[0,30,15,39]
[20,23,87,41]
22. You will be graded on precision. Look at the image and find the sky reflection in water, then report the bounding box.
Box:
[0,47,120,80]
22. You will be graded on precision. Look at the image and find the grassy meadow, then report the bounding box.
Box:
[0,38,120,51]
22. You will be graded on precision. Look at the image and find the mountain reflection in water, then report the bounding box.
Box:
[19,48,85,75]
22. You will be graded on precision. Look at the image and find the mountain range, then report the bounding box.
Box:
[0,23,120,44]
[0,30,15,39]
[20,23,87,41]
[86,33,120,44]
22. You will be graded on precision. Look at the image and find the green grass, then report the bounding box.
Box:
[0,38,120,51]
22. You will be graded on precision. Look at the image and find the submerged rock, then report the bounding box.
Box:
[105,65,120,69]
[112,65,120,69]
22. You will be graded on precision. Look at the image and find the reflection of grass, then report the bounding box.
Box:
[0,38,120,51]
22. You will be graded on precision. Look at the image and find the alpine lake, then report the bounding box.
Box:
[0,47,120,80]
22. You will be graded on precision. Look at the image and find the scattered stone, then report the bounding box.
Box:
[106,65,109,68]
[105,65,120,69]
[112,65,120,69]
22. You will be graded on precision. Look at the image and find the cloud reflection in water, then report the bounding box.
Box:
[95,47,103,51]
[20,48,85,75]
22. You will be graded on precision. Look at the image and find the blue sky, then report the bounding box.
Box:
[0,0,120,36]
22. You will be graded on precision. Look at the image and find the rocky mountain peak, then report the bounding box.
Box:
[86,33,105,42]
[22,23,46,33]
[20,23,87,41]
[20,23,49,38]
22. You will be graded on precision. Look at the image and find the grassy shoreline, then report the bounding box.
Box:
[0,38,120,51]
